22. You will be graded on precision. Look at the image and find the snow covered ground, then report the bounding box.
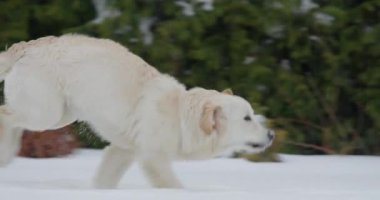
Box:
[0,149,379,200]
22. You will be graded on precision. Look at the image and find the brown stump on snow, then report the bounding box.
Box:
[18,125,79,158]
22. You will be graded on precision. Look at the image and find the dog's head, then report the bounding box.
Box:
[179,88,274,158]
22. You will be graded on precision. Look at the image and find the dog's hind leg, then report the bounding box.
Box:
[140,155,183,188]
[1,65,68,166]
[0,106,23,166]
[93,145,135,189]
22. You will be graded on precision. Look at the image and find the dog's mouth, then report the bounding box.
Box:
[238,141,272,154]
[246,142,266,149]
[217,141,272,157]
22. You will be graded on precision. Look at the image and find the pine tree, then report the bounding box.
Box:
[1,0,379,154]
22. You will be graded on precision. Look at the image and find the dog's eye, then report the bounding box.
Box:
[244,115,251,121]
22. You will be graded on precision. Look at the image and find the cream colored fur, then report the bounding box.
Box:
[0,35,273,188]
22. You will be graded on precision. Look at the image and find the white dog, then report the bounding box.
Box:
[0,35,274,188]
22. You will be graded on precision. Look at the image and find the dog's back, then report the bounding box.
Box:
[0,35,167,164]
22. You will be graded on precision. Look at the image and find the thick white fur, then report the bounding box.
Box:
[0,35,273,188]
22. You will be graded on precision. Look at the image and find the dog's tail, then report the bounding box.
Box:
[0,51,13,82]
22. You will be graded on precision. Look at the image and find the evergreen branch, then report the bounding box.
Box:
[284,140,336,154]
[273,117,325,131]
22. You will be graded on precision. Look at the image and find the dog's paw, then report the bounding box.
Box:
[0,157,13,167]
[0,148,15,167]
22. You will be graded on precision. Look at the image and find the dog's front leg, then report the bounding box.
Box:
[93,145,135,189]
[0,108,23,167]
[140,156,183,188]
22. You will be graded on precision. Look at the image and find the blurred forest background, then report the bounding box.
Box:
[0,0,379,155]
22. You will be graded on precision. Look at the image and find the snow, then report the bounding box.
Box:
[266,25,285,38]
[114,25,132,35]
[255,85,268,92]
[314,12,335,25]
[196,0,214,11]
[175,1,195,16]
[309,35,322,42]
[242,56,256,65]
[1,149,380,200]
[91,0,121,24]
[280,59,291,70]
[300,0,319,13]
[175,0,214,16]
[139,17,156,45]
[271,1,284,9]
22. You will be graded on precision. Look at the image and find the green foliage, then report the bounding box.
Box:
[1,0,379,154]
[0,0,30,48]
[73,122,109,149]
[0,0,95,49]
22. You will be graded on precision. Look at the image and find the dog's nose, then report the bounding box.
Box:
[267,130,275,141]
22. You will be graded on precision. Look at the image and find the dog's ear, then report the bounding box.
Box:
[222,88,233,95]
[200,102,223,135]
